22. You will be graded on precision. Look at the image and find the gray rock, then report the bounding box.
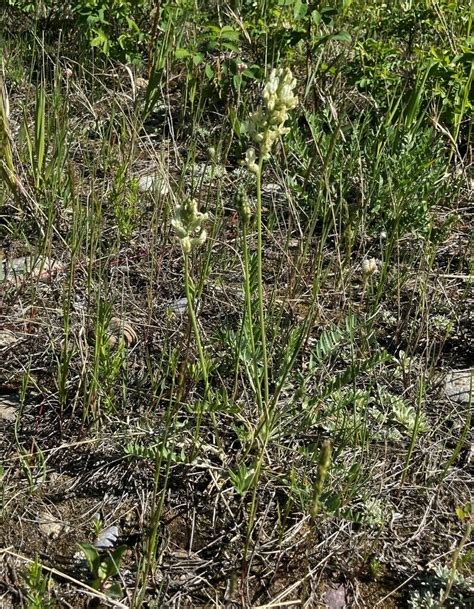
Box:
[0,256,62,283]
[444,369,473,404]
[0,395,19,422]
[137,174,169,196]
[324,583,347,609]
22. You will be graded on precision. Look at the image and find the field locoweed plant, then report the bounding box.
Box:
[171,197,211,455]
[242,67,298,413]
[239,67,301,560]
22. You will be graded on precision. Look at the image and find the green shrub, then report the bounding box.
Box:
[72,0,150,62]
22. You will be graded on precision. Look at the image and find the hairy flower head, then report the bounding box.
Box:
[263,68,298,115]
[244,67,298,167]
[171,198,208,253]
[244,148,259,174]
[361,258,378,277]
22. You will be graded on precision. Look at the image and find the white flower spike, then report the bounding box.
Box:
[171,198,208,253]
[244,67,298,168]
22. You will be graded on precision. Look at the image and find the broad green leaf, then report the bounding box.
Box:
[105,545,128,578]
[106,582,124,599]
[78,543,101,574]
[175,48,191,59]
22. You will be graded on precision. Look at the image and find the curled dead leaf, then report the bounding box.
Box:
[37,510,63,539]
[0,329,19,350]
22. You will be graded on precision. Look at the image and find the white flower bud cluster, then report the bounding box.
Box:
[246,67,298,163]
[361,258,378,277]
[236,187,252,223]
[244,148,259,174]
[171,198,208,254]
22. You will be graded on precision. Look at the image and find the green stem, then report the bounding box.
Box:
[184,252,219,456]
[239,220,263,412]
[440,516,472,605]
[243,451,264,565]
[255,159,269,409]
[243,155,272,566]
[184,253,207,426]
[133,359,179,607]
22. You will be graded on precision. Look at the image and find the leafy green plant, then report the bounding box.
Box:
[23,83,46,190]
[229,462,256,497]
[310,439,331,518]
[237,0,350,64]
[79,542,127,599]
[426,42,473,149]
[72,0,149,62]
[111,170,139,241]
[125,441,186,464]
[344,0,472,141]
[22,556,53,609]
[175,24,244,101]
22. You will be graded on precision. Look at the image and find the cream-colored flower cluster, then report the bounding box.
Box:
[236,186,252,223]
[245,67,298,169]
[361,258,378,277]
[172,198,208,254]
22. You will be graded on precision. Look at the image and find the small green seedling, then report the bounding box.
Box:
[79,542,127,599]
[229,463,255,497]
[22,556,53,609]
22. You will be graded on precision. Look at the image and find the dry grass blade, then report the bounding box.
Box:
[0,72,16,187]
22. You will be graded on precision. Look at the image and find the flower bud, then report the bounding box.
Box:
[362,258,378,277]
[244,148,259,174]
[236,188,252,223]
[171,198,208,253]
